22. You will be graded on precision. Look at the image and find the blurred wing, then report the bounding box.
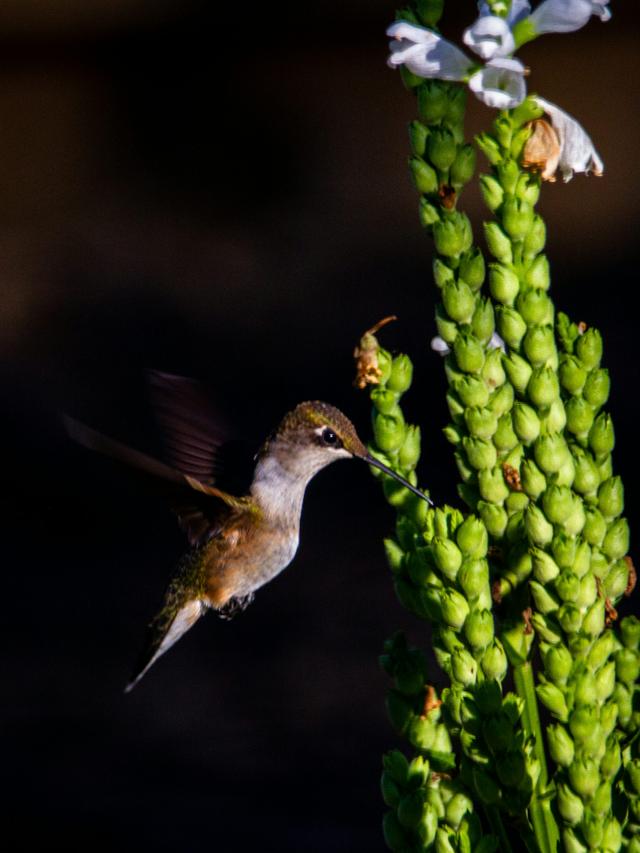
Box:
[63,415,244,545]
[147,370,228,485]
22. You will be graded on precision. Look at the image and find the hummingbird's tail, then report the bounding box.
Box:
[125,597,206,693]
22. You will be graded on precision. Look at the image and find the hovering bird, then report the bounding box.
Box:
[66,372,431,691]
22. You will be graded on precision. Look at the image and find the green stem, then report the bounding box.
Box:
[485,805,514,853]
[513,661,560,853]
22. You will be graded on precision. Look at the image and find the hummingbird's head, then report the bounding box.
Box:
[269,401,431,503]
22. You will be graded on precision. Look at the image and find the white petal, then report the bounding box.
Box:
[488,332,507,352]
[387,21,473,80]
[431,336,451,356]
[463,15,516,60]
[468,57,527,109]
[529,0,611,34]
[534,97,604,181]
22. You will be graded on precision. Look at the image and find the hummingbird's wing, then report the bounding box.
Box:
[64,415,248,544]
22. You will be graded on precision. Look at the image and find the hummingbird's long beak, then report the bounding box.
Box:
[363,453,434,506]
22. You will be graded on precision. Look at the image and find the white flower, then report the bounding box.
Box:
[488,332,507,352]
[533,97,604,181]
[529,0,611,34]
[464,15,516,60]
[468,58,527,110]
[387,22,472,81]
[387,21,527,109]
[431,336,451,356]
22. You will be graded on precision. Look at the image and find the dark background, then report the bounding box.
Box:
[2,2,638,851]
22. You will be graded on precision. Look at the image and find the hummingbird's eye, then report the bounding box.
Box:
[321,427,342,448]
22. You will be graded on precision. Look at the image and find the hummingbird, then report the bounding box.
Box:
[66,372,431,691]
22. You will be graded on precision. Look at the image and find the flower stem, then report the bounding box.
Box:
[512,661,560,853]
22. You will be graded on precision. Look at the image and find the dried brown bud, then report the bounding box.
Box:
[522,119,561,182]
[353,315,397,389]
[624,555,637,597]
[502,462,522,491]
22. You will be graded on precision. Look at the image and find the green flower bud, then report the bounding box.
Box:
[463,437,497,470]
[559,356,587,395]
[478,467,509,503]
[497,307,527,350]
[547,724,575,767]
[537,681,569,720]
[542,643,572,683]
[373,411,406,453]
[487,382,514,417]
[442,279,475,324]
[531,612,562,644]
[582,814,604,849]
[527,367,560,408]
[515,170,540,204]
[525,504,554,546]
[458,558,489,600]
[489,263,519,305]
[472,768,500,806]
[381,772,402,808]
[471,298,495,344]
[456,515,489,558]
[541,401,568,439]
[419,197,440,227]
[398,425,421,471]
[456,341,489,383]
[601,517,629,561]
[582,599,605,637]
[520,460,545,499]
[482,347,506,389]
[565,397,595,438]
[600,736,621,779]
[477,501,507,539]
[464,408,498,442]
[576,328,602,369]
[383,538,405,573]
[542,485,574,524]
[417,79,449,121]
[433,258,455,288]
[531,548,560,583]
[455,450,475,483]
[370,388,402,417]
[450,144,476,187]
[427,127,457,171]
[443,424,463,447]
[572,677,599,711]
[616,648,640,685]
[583,368,610,408]
[484,222,513,264]
[557,602,583,635]
[583,507,607,547]
[409,156,439,195]
[613,683,632,727]
[382,811,409,851]
[497,158,520,194]
[589,412,615,458]
[445,792,473,831]
[434,213,473,258]
[451,647,477,686]
[408,754,430,786]
[502,198,534,241]
[459,248,486,291]
[408,120,429,157]
[502,356,531,400]
[560,827,587,853]
[523,214,546,259]
[621,616,640,650]
[530,580,559,614]
[517,288,553,326]
[562,498,586,537]
[534,433,569,474]
[568,758,599,799]
[388,355,414,394]
[432,537,463,581]
[524,254,551,290]
[408,716,437,753]
[575,572,597,609]
[441,589,470,630]
[435,827,456,853]
[598,476,624,520]
[571,447,600,496]
[557,783,584,826]
[453,376,490,409]
[595,454,612,483]
[523,324,555,366]
[587,632,615,670]
[596,661,616,704]
[512,405,540,448]
[435,305,458,344]
[464,609,494,651]
[476,132,502,165]
[492,413,517,452]
[601,817,622,852]
[479,174,504,212]
[481,640,507,680]
[416,804,438,847]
